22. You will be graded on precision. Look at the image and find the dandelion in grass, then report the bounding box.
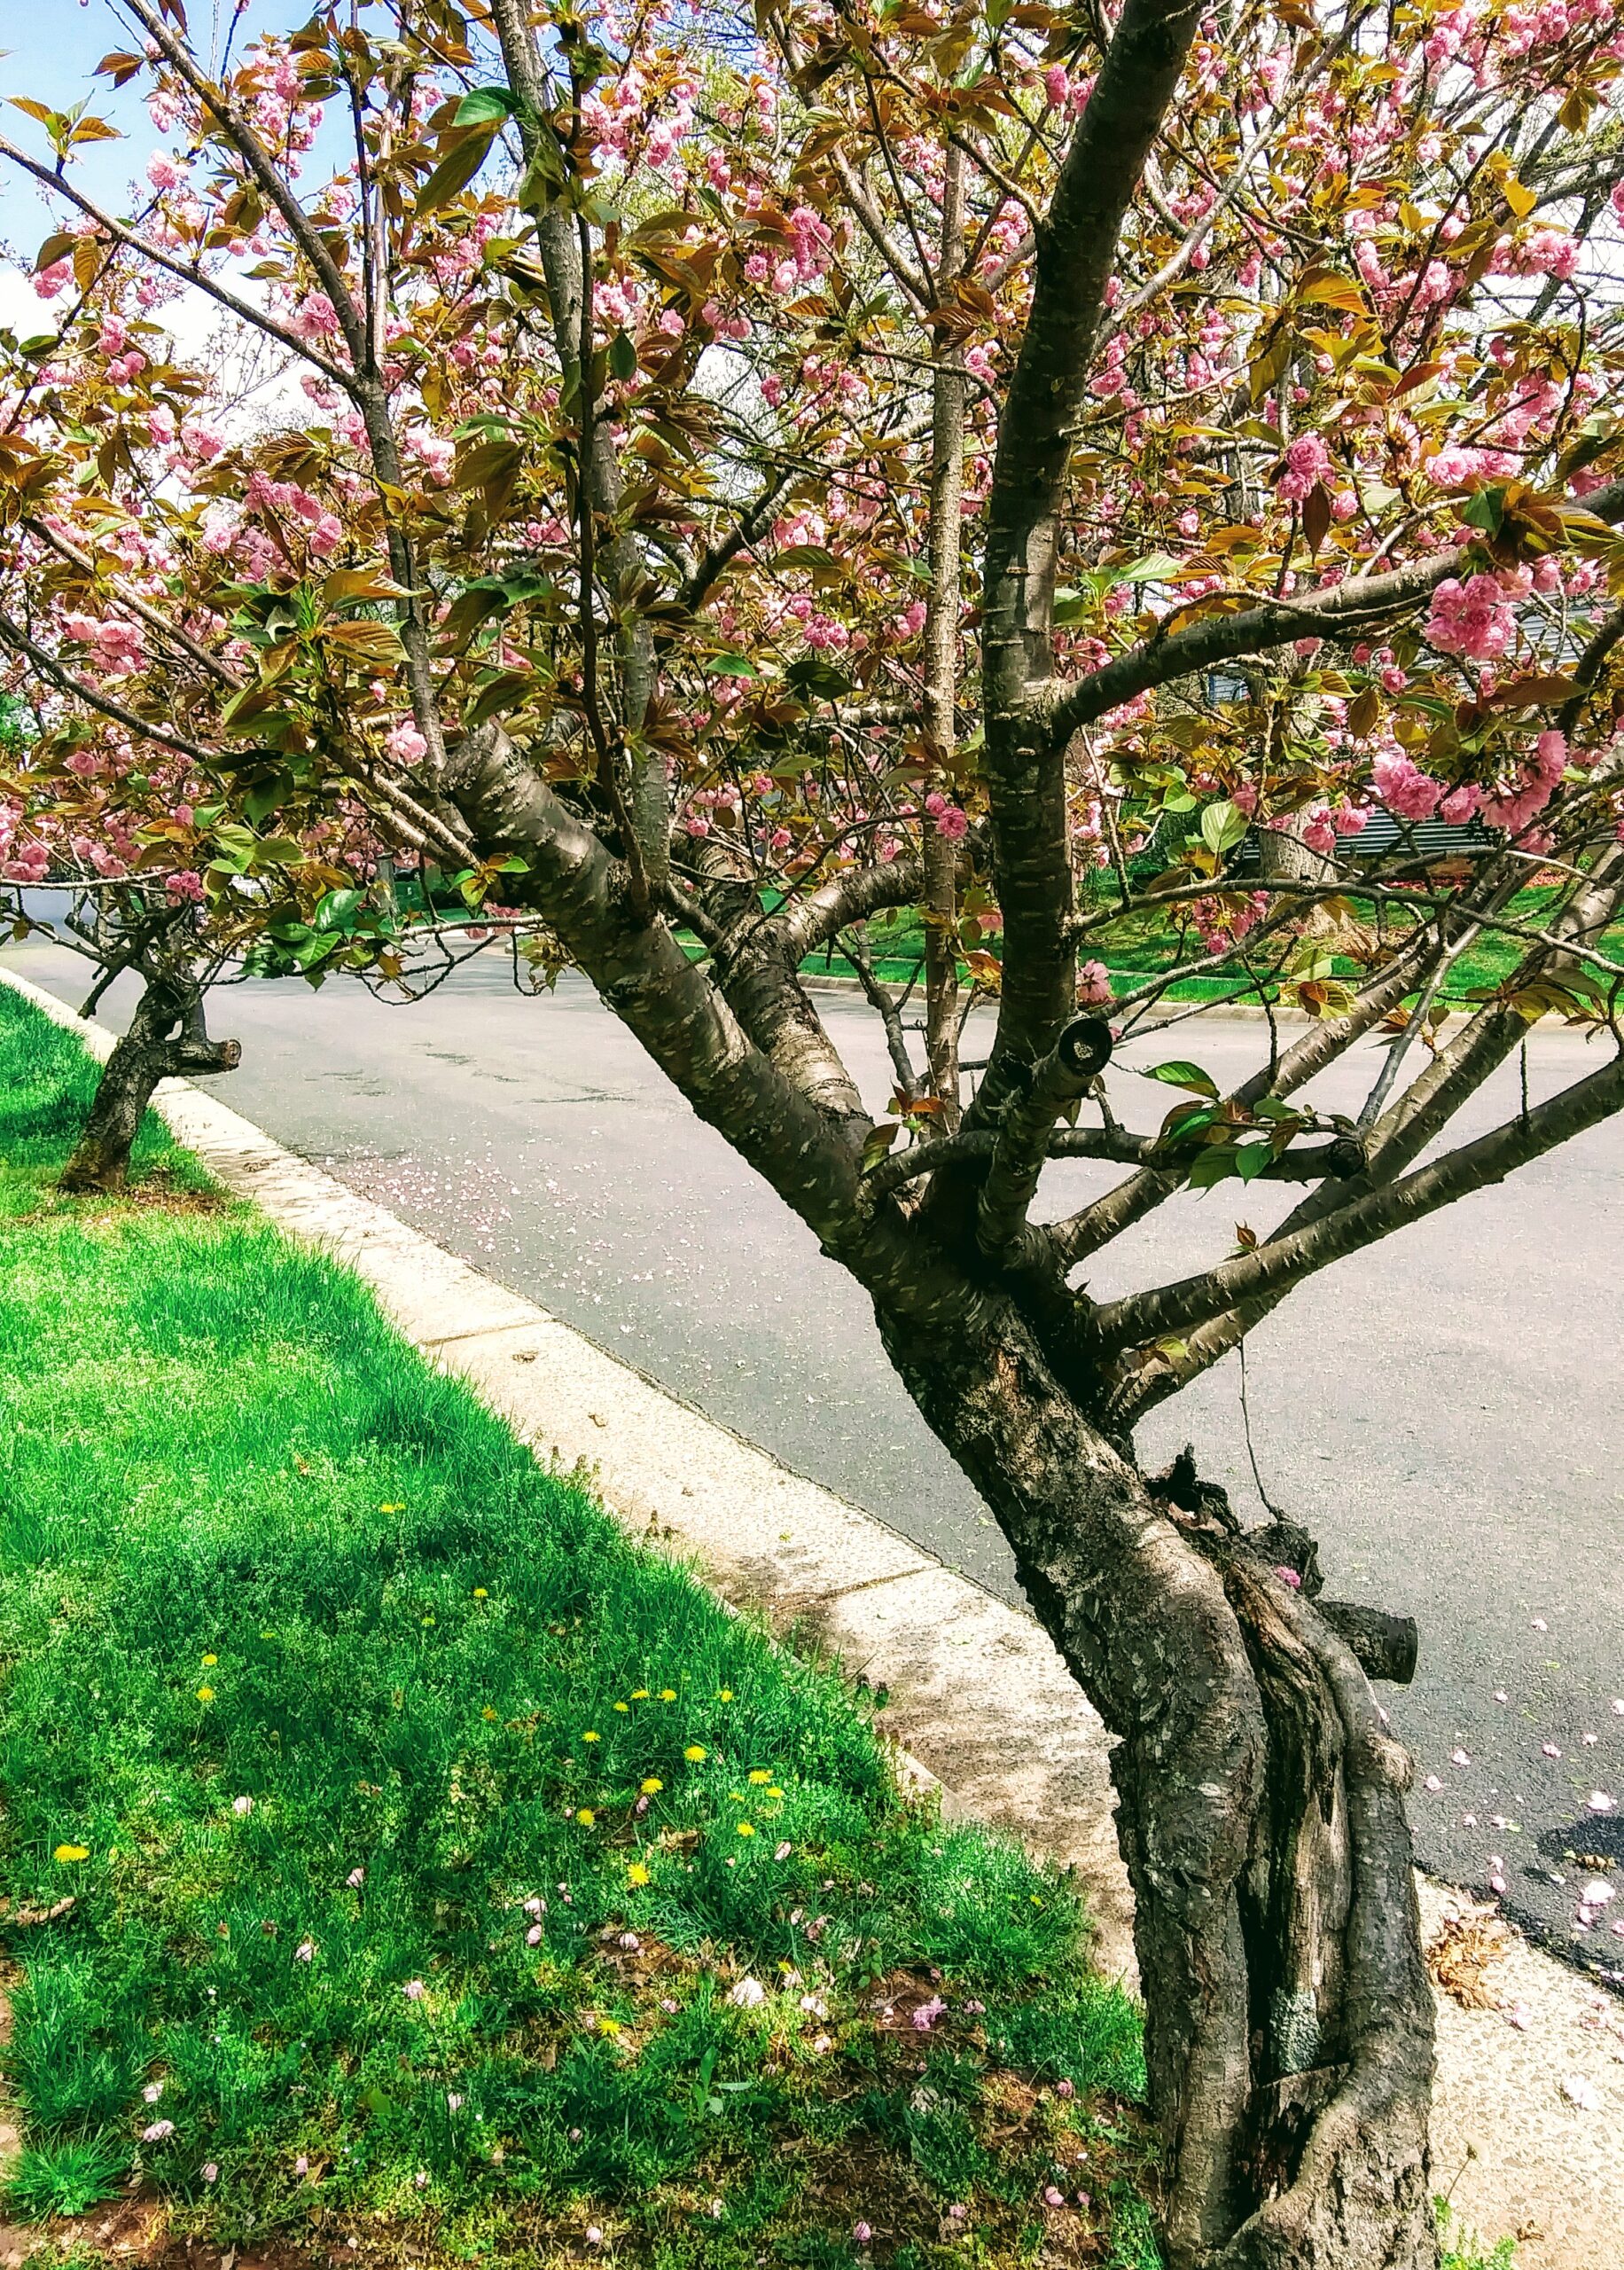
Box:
[201,1654,217,1666]
[628,1862,650,1886]
[196,1687,215,1704]
[481,1706,498,1722]
[717,1687,734,1702]
[472,1587,488,1599]
[582,1730,600,1743]
[659,1687,676,1702]
[747,1770,771,1786]
[684,1745,706,1763]
[640,1777,663,1795]
[613,1701,629,1713]
[53,1843,90,1863]
[766,1786,784,1799]
[630,1688,649,1700]
[737,1822,755,1837]
[575,1808,596,1828]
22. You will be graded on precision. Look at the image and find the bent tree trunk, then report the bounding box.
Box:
[878,1295,1436,2270]
[59,978,241,1194]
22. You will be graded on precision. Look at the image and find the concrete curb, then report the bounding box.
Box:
[4,967,1620,2267]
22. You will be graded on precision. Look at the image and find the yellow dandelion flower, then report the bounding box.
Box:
[660,1688,677,1702]
[380,1503,405,1514]
[613,1702,629,1714]
[640,1777,663,1796]
[196,1686,215,1703]
[630,1688,650,1701]
[627,1861,651,1887]
[481,1706,498,1723]
[576,1808,597,1828]
[472,1587,488,1600]
[747,1770,771,1786]
[54,1843,90,1864]
[736,1822,755,1838]
[729,1790,745,1802]
[598,2016,621,2038]
[683,1745,707,1763]
[717,1688,734,1702]
[582,1731,600,1743]
[201,1654,218,1667]
[766,1787,784,1800]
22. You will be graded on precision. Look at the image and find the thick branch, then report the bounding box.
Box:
[979,0,1205,1092]
[1043,480,1624,751]
[1091,1044,1624,1353]
[443,724,863,1224]
[976,1016,1115,1257]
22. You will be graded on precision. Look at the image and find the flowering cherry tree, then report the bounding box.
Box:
[4,0,1624,2258]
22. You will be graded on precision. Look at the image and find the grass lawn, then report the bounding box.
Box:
[805,888,1624,1009]
[0,987,1156,2269]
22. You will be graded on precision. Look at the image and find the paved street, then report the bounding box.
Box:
[10,935,1622,1973]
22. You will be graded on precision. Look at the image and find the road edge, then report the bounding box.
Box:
[4,965,1619,2267]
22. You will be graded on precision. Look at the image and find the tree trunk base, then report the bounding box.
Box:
[59,990,239,1195]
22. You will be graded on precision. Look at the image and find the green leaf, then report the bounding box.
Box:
[1140,1059,1220,1099]
[608,328,637,380]
[314,886,363,931]
[861,1123,901,1173]
[1199,799,1247,858]
[1234,1141,1274,1183]
[1112,550,1187,587]
[785,655,853,701]
[454,87,517,127]
[417,125,500,215]
[704,652,760,678]
[1187,1147,1238,1189]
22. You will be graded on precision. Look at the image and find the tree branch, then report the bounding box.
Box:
[976,1016,1114,1258]
[1089,1045,1624,1355]
[1042,480,1624,752]
[979,0,1205,1098]
[0,136,355,392]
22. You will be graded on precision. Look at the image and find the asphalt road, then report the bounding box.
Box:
[9,935,1622,1976]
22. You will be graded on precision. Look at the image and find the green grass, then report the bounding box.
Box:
[0,988,1152,2266]
[807,887,1624,1008]
[1438,2203,1516,2270]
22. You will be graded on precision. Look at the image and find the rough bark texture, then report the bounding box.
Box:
[876,1298,1438,2270]
[59,979,240,1194]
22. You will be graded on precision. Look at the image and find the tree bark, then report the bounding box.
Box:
[59,978,240,1194]
[875,1295,1438,2270]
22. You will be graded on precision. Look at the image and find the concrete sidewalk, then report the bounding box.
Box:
[4,967,1619,2268]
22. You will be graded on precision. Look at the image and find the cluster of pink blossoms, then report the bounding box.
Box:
[1425,570,1523,662]
[1277,434,1333,504]
[1373,731,1573,839]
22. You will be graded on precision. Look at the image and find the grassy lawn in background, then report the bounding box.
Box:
[800,886,1624,1007]
[0,987,1157,2269]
